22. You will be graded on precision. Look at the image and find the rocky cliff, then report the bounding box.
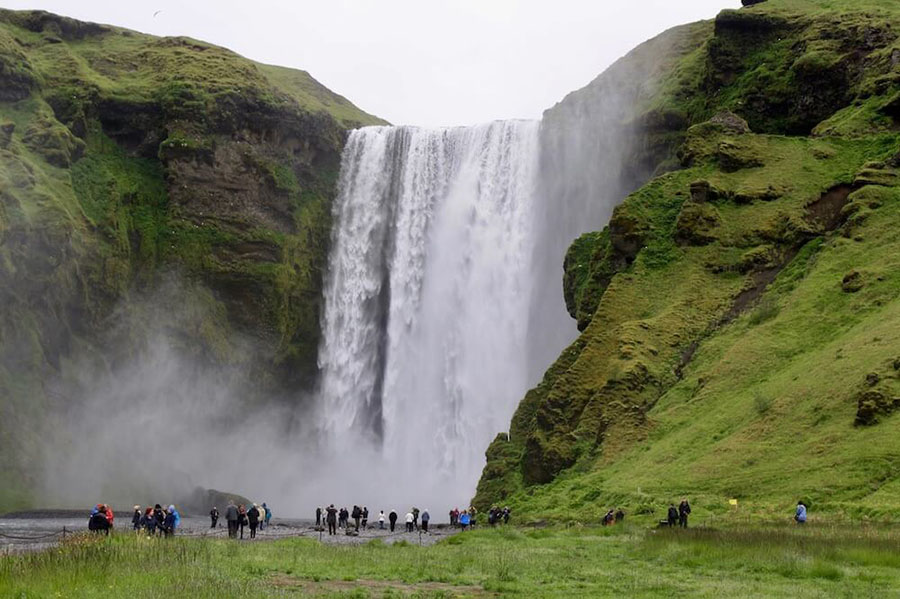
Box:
[476,0,900,521]
[0,9,384,507]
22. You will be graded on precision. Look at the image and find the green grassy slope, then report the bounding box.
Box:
[0,9,383,508]
[0,9,384,129]
[476,0,900,522]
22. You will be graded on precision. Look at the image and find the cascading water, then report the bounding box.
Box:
[317,121,542,508]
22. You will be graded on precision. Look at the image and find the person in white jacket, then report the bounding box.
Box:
[405,511,414,532]
[378,511,386,529]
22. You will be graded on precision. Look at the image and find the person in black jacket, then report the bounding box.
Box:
[210,507,219,528]
[89,508,110,535]
[247,504,260,539]
[326,504,338,535]
[352,505,362,531]
[154,504,166,536]
[667,504,679,527]
[678,499,691,528]
[315,506,322,527]
[361,506,369,530]
[388,510,398,532]
[131,506,142,531]
[238,504,248,539]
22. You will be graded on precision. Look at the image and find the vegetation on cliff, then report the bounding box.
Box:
[476,0,900,521]
[0,9,383,507]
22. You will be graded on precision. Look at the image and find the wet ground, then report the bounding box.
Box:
[0,512,457,553]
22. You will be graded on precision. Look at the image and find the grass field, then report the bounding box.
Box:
[3,522,900,598]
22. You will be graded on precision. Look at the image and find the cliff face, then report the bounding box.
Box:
[476,0,900,520]
[0,9,384,506]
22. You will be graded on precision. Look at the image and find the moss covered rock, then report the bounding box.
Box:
[675,202,722,246]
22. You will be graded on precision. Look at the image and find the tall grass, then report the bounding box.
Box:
[4,524,900,597]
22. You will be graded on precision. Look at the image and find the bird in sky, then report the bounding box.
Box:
[153,10,163,18]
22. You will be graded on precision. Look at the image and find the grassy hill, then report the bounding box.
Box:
[0,9,382,508]
[0,9,384,128]
[476,0,900,522]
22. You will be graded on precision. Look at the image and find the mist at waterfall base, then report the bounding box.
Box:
[36,56,648,516]
[36,278,320,513]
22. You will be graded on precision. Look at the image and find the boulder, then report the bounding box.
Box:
[608,210,646,261]
[181,487,253,515]
[738,245,779,273]
[689,180,731,203]
[856,390,900,426]
[733,185,783,204]
[675,203,722,246]
[841,271,864,293]
[716,139,764,172]
[709,111,751,135]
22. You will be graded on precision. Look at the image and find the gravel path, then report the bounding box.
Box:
[0,514,459,553]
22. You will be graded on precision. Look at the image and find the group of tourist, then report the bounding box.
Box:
[131,504,182,536]
[660,499,808,528]
[601,508,625,525]
[487,506,511,526]
[87,504,115,534]
[448,506,479,530]
[216,500,272,539]
[315,505,441,535]
[87,500,272,539]
[88,495,811,542]
[87,503,183,537]
[310,504,500,535]
[665,499,692,528]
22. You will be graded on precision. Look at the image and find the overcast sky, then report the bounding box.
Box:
[3,1,740,126]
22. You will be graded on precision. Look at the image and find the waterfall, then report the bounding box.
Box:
[317,121,542,507]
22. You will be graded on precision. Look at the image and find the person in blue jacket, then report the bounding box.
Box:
[165,504,181,531]
[263,503,272,530]
[795,501,807,524]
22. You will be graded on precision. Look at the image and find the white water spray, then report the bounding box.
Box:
[317,121,541,509]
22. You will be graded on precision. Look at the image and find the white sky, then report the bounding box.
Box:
[2,1,740,126]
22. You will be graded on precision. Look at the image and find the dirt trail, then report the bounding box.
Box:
[0,515,460,553]
[270,574,495,597]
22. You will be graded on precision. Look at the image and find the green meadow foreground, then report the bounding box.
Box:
[3,523,900,598]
